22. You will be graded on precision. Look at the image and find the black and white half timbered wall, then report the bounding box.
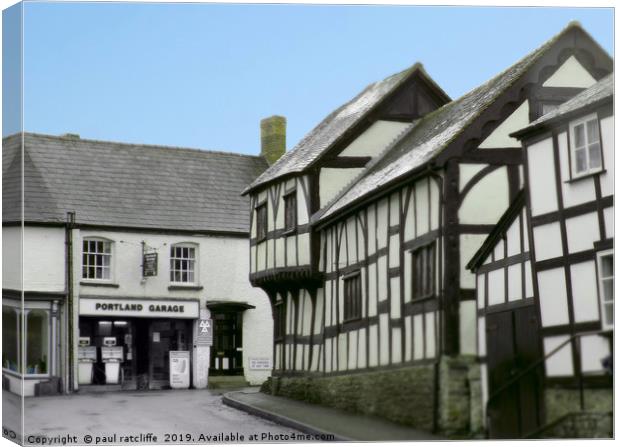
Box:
[244,22,612,437]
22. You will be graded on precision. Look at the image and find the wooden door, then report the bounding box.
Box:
[486,304,543,438]
[210,312,243,375]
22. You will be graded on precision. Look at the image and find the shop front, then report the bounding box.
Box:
[77,297,199,391]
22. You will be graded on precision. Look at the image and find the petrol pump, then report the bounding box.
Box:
[101,337,124,384]
[77,337,97,385]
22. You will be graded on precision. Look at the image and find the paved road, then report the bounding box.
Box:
[2,388,304,445]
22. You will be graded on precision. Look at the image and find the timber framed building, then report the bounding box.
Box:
[243,22,613,437]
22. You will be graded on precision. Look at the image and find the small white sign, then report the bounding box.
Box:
[249,358,272,370]
[153,332,160,342]
[169,351,190,389]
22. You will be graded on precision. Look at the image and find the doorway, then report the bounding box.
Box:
[210,311,243,375]
[485,304,544,438]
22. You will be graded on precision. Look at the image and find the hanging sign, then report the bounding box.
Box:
[143,252,158,277]
[195,319,213,346]
[169,351,190,389]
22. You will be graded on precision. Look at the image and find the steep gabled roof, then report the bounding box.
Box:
[243,62,450,194]
[314,22,610,225]
[2,133,268,233]
[512,73,613,139]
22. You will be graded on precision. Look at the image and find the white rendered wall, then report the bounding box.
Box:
[319,167,364,208]
[339,120,410,157]
[2,226,23,291]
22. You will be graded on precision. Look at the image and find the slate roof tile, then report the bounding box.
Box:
[2,133,268,233]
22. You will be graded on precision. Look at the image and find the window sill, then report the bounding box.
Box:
[168,284,204,291]
[80,281,119,288]
[565,169,606,184]
[2,369,50,379]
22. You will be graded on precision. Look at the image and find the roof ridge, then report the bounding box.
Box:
[11,131,264,160]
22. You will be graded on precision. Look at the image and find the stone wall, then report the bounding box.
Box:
[544,386,613,423]
[268,364,436,431]
[265,356,482,435]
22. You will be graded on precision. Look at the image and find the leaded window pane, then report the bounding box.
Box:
[589,143,602,168]
[574,123,585,147]
[575,148,587,173]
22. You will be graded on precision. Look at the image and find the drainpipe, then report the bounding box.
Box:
[428,163,444,434]
[65,212,75,392]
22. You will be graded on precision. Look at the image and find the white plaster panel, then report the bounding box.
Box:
[348,331,358,370]
[477,316,486,356]
[368,206,377,255]
[404,189,416,242]
[413,314,424,360]
[522,211,530,251]
[298,232,310,266]
[275,238,285,268]
[429,177,440,231]
[565,212,599,254]
[392,328,402,364]
[527,138,558,216]
[368,263,377,316]
[604,207,613,238]
[338,333,347,371]
[346,217,356,265]
[297,177,310,225]
[506,216,521,257]
[266,239,274,269]
[319,167,364,208]
[314,291,324,335]
[404,317,412,362]
[340,120,410,157]
[533,222,563,261]
[376,199,388,249]
[538,268,570,327]
[460,234,487,289]
[599,116,614,197]
[570,261,600,323]
[389,234,399,268]
[390,277,400,318]
[477,274,486,310]
[369,324,378,367]
[580,334,610,374]
[459,301,476,355]
[325,338,333,372]
[479,100,529,149]
[507,263,522,302]
[544,335,574,377]
[460,164,488,191]
[487,268,505,306]
[377,256,387,301]
[542,55,596,88]
[524,261,534,298]
[250,246,256,274]
[493,239,505,261]
[389,193,399,226]
[3,226,23,290]
[379,314,389,365]
[459,167,509,224]
[425,312,436,359]
[20,227,66,292]
[415,180,429,236]
[358,327,367,369]
[403,254,412,303]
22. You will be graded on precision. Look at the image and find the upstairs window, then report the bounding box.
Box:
[170,244,196,284]
[597,251,613,330]
[256,203,268,241]
[284,191,297,233]
[570,114,602,178]
[412,243,435,300]
[343,272,362,321]
[82,238,112,280]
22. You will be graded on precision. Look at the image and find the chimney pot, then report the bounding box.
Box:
[260,115,286,165]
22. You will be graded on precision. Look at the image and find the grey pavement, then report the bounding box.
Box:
[223,389,440,441]
[2,388,306,446]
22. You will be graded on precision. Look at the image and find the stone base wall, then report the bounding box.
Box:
[268,364,436,431]
[538,412,613,438]
[266,356,481,435]
[544,386,613,423]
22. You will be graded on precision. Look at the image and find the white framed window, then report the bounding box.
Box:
[170,243,197,284]
[569,113,603,178]
[597,250,613,330]
[82,238,113,281]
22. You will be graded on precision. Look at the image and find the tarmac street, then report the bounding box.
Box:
[2,388,306,446]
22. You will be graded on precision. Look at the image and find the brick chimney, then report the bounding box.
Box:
[260,115,286,165]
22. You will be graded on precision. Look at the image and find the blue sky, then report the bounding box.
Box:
[2,2,614,155]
